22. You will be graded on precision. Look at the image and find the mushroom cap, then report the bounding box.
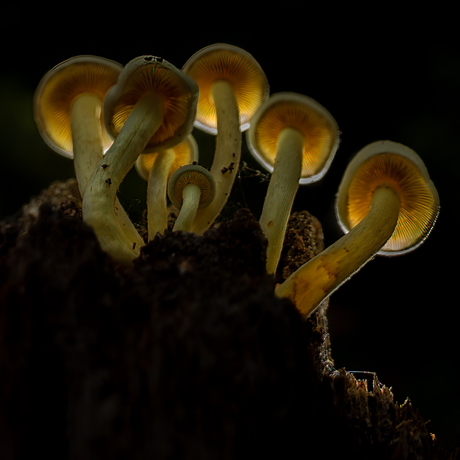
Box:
[336,140,440,256]
[246,92,340,184]
[168,164,216,210]
[182,43,269,134]
[34,55,123,158]
[135,135,199,181]
[104,55,199,153]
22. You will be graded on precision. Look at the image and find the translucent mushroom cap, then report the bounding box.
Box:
[336,140,440,255]
[135,135,199,181]
[104,55,199,153]
[34,55,123,158]
[182,43,269,134]
[168,164,216,210]
[246,92,340,184]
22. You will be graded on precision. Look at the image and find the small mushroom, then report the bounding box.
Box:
[82,55,199,264]
[168,164,216,232]
[135,135,199,238]
[182,43,269,233]
[275,140,440,317]
[246,92,340,274]
[34,55,140,246]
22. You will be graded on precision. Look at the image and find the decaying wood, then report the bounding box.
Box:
[0,180,458,459]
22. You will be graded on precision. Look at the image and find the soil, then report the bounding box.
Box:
[0,179,458,459]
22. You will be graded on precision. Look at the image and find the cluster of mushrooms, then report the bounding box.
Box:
[33,44,440,318]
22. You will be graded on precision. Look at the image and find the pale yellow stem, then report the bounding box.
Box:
[83,93,164,264]
[275,186,401,316]
[71,93,142,246]
[189,80,241,234]
[259,127,305,274]
[147,149,176,239]
[173,183,201,232]
[71,93,103,196]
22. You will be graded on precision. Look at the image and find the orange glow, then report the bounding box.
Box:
[183,45,268,133]
[253,99,337,178]
[136,137,198,181]
[107,65,195,150]
[346,153,439,252]
[35,57,121,155]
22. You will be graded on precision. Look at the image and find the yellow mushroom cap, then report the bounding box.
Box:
[246,92,340,184]
[135,135,199,181]
[182,43,269,134]
[336,140,440,255]
[104,55,199,152]
[168,164,216,210]
[34,55,123,158]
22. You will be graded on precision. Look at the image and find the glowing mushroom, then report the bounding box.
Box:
[34,55,121,194]
[246,92,340,274]
[82,55,199,264]
[33,55,141,246]
[135,135,199,238]
[275,140,440,317]
[182,43,269,234]
[168,164,216,232]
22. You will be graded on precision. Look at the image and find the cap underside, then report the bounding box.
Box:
[183,46,268,134]
[343,152,440,254]
[250,99,339,182]
[35,59,121,157]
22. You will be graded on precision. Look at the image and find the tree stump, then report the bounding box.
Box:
[0,180,458,459]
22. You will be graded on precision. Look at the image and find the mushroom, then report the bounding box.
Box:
[34,55,140,246]
[275,140,440,317]
[34,55,121,193]
[168,164,216,232]
[135,135,199,238]
[82,55,199,264]
[246,92,340,274]
[182,43,269,234]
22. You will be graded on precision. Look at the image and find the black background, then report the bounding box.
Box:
[1,6,458,449]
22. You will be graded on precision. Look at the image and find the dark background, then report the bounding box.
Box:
[1,6,458,449]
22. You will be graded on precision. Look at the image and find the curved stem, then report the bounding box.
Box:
[173,183,201,232]
[82,93,164,264]
[147,148,176,239]
[189,80,241,234]
[71,93,142,246]
[275,186,401,317]
[259,127,305,274]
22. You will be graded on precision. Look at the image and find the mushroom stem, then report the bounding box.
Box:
[173,183,202,232]
[70,93,104,196]
[190,80,241,233]
[259,127,305,274]
[146,148,176,239]
[83,92,164,264]
[71,93,141,246]
[275,185,401,316]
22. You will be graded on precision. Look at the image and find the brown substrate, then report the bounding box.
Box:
[0,180,457,459]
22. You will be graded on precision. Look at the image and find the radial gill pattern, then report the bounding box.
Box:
[183,45,268,133]
[254,99,337,178]
[346,152,440,253]
[35,57,121,156]
[109,65,195,150]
